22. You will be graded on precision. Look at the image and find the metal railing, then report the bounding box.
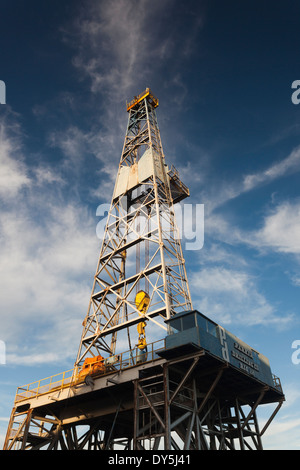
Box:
[168,164,190,197]
[126,88,159,112]
[13,340,282,405]
[272,374,283,393]
[14,339,166,404]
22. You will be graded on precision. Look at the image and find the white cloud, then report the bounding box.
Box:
[203,145,300,216]
[55,0,205,203]
[259,388,300,450]
[190,266,293,328]
[208,199,300,258]
[262,414,300,449]
[186,151,300,332]
[291,275,300,287]
[202,187,300,266]
[69,0,163,98]
[0,122,30,198]
[64,0,203,106]
[243,146,300,192]
[47,124,120,200]
[33,165,65,186]
[191,267,248,294]
[197,242,249,268]
[189,200,299,328]
[0,199,99,365]
[0,118,101,366]
[48,125,88,161]
[255,201,300,255]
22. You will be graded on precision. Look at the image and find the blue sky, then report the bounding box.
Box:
[1,0,300,449]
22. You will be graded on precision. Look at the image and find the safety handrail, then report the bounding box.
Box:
[14,339,165,404]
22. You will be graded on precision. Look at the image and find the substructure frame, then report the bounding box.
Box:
[4,346,284,450]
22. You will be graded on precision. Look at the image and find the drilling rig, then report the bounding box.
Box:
[4,88,284,450]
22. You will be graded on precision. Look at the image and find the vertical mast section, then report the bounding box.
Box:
[75,88,192,368]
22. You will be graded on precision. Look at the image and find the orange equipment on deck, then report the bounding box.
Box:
[77,355,106,379]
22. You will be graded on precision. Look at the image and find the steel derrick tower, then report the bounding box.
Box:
[75,88,192,368]
[3,89,285,451]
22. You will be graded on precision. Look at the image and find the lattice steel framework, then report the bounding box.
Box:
[3,89,284,451]
[3,351,284,450]
[133,354,284,451]
[75,88,192,367]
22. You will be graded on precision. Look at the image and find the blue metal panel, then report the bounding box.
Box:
[165,310,275,388]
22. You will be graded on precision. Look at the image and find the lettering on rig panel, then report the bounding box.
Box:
[231,342,259,377]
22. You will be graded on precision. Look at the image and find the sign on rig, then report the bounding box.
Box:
[163,310,278,389]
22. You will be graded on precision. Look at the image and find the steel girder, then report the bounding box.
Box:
[75,91,192,367]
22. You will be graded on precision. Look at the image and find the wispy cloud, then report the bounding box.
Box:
[189,147,300,330]
[190,265,293,328]
[203,145,300,215]
[48,125,89,161]
[3,1,209,367]
[50,0,205,202]
[255,200,300,255]
[0,115,100,366]
[0,118,30,198]
[291,275,300,287]
[243,146,300,192]
[198,144,300,263]
[67,0,167,99]
[207,199,300,260]
[63,0,204,105]
[261,402,300,450]
[1,199,99,365]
